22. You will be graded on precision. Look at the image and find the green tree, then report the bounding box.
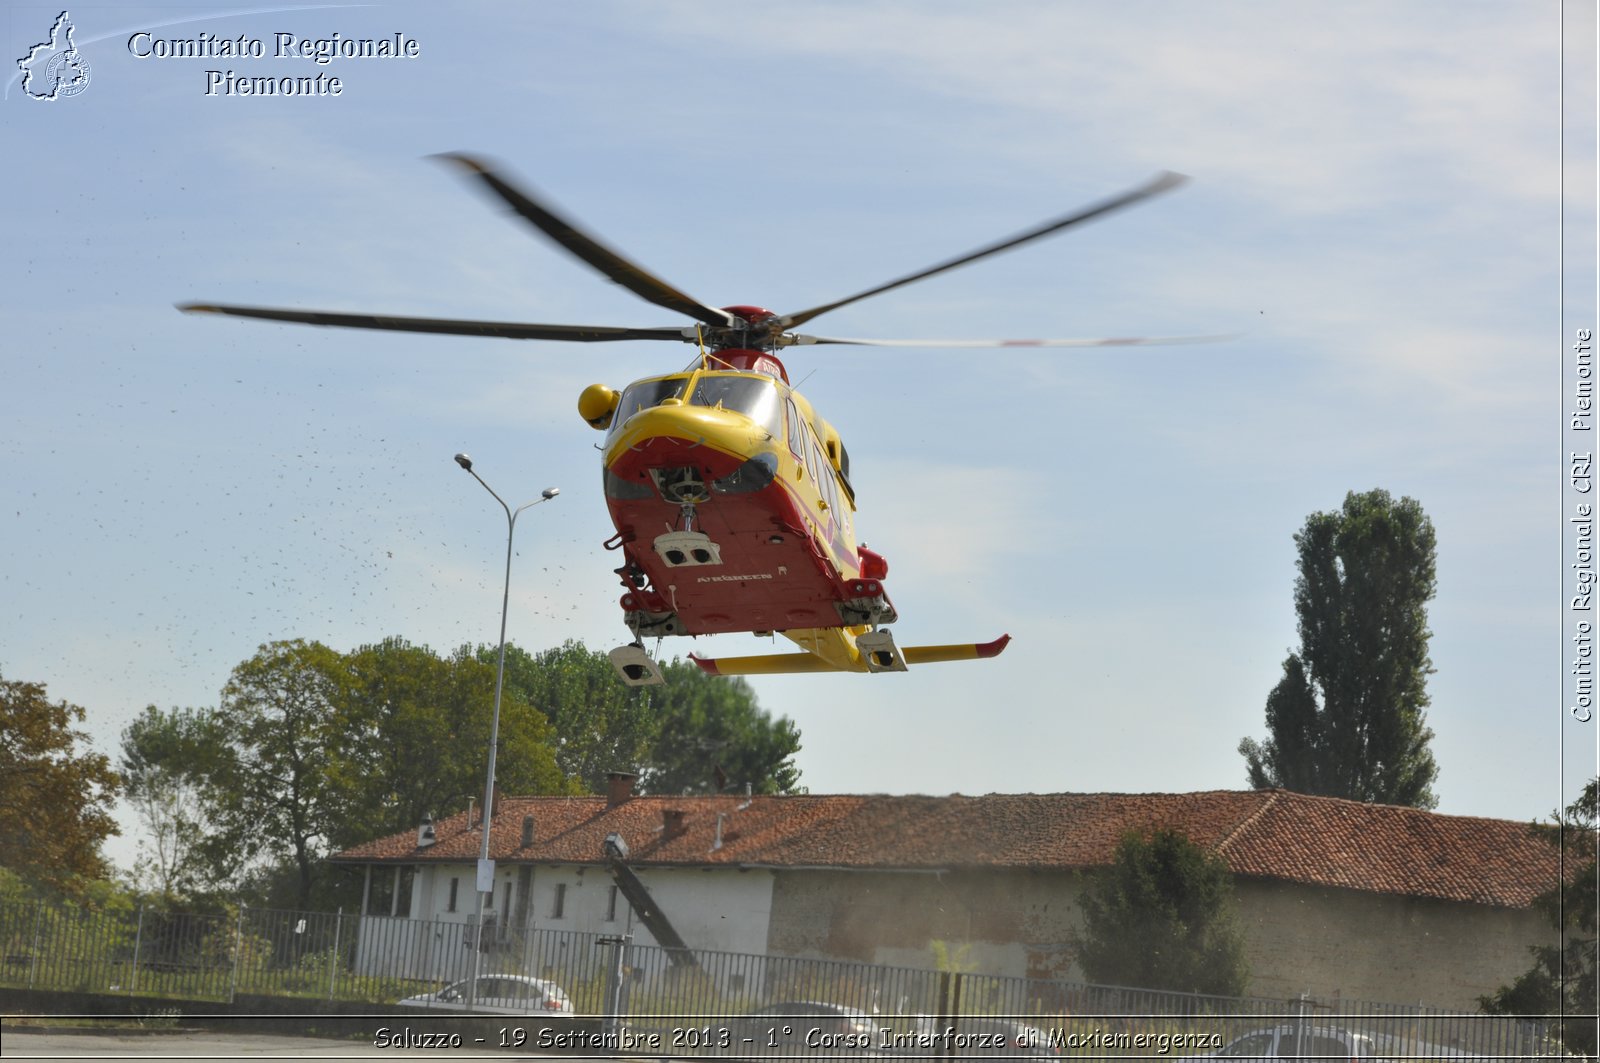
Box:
[1480,780,1598,1058]
[1074,828,1249,996]
[0,671,120,893]
[490,640,656,793]
[119,705,222,902]
[117,637,799,911]
[333,638,574,849]
[492,641,802,796]
[123,640,575,909]
[208,639,349,910]
[642,659,801,795]
[1239,489,1440,808]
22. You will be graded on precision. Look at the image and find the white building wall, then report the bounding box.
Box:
[519,863,776,956]
[402,861,775,953]
[347,864,487,984]
[415,864,477,924]
[353,860,776,987]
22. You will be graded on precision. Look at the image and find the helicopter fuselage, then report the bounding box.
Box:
[593,348,898,671]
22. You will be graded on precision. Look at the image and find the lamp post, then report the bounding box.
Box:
[454,453,558,1008]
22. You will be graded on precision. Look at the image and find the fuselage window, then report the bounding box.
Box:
[806,427,839,517]
[785,399,805,461]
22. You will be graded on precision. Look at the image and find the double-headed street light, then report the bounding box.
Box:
[453,453,558,1006]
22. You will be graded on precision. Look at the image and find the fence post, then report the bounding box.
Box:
[935,971,966,1056]
[228,905,245,1005]
[328,908,342,1001]
[27,901,43,989]
[598,933,631,1038]
[129,905,146,995]
[1289,991,1311,1056]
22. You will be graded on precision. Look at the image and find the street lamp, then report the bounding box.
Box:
[453,453,558,1007]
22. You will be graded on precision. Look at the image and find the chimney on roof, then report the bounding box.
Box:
[521,814,536,848]
[606,771,638,808]
[417,814,436,849]
[662,808,687,838]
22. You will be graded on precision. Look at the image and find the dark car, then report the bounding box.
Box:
[729,1001,878,1055]
[913,1016,1061,1058]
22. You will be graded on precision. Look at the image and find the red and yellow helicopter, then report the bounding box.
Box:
[181,155,1194,684]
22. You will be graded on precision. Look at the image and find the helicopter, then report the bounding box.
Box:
[181,153,1199,685]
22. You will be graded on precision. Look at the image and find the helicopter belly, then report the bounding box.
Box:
[604,434,865,637]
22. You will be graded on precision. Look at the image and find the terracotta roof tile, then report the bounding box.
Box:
[331,789,1561,910]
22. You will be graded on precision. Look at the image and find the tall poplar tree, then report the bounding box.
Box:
[1239,489,1440,808]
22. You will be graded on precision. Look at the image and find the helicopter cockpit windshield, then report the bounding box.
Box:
[605,373,784,442]
[607,376,688,441]
[689,375,782,437]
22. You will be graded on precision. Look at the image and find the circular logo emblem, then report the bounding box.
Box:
[44,50,91,97]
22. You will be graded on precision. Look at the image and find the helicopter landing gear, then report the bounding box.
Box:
[856,629,908,673]
[609,643,665,686]
[836,588,898,627]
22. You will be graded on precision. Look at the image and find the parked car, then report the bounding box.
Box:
[729,1000,877,1055]
[912,1015,1061,1058]
[1185,1025,1379,1062]
[396,974,573,1014]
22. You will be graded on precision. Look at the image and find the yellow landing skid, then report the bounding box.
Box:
[691,628,1011,677]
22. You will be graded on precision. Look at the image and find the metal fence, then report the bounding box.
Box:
[0,896,1563,1058]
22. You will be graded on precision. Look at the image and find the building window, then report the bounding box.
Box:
[447,877,459,913]
[485,880,494,908]
[606,885,619,922]
[551,883,566,919]
[366,867,392,915]
[396,867,415,917]
[514,866,533,929]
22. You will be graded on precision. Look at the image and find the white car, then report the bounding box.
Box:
[1192,1025,1379,1062]
[397,974,573,1014]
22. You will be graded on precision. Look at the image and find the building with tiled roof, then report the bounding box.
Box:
[332,779,1560,1009]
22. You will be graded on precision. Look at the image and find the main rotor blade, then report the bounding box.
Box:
[434,153,735,329]
[786,332,1236,348]
[178,303,691,343]
[778,172,1188,331]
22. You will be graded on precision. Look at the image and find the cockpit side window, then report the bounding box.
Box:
[785,399,806,460]
[834,440,854,500]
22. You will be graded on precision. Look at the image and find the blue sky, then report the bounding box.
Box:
[3,2,1594,873]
